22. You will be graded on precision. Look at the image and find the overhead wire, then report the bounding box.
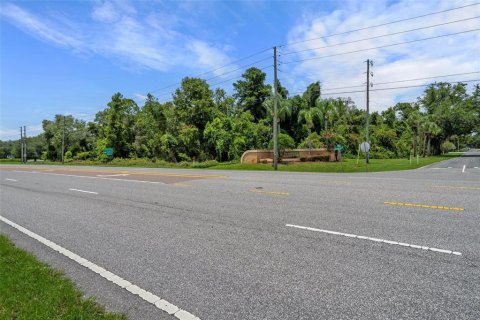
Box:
[149,48,272,95]
[281,29,480,65]
[279,16,480,56]
[279,2,480,47]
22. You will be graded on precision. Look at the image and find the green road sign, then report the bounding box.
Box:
[335,144,344,151]
[103,148,113,156]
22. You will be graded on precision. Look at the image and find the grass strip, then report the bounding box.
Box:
[1,154,460,173]
[0,234,126,320]
[208,155,458,172]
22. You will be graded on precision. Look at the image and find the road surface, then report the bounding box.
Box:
[1,152,479,319]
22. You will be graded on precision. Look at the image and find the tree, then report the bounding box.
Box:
[298,105,323,152]
[98,93,139,158]
[233,67,271,121]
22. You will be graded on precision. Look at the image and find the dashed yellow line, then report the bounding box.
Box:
[431,185,480,190]
[3,167,224,179]
[384,201,464,211]
[249,189,289,196]
[173,183,192,187]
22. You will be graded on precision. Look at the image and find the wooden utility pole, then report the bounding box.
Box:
[20,127,23,163]
[61,116,66,164]
[23,126,26,163]
[365,59,371,166]
[273,46,278,170]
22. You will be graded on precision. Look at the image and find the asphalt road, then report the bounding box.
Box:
[1,152,479,319]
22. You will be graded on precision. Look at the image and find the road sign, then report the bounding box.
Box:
[360,142,370,153]
[335,144,344,151]
[103,148,113,156]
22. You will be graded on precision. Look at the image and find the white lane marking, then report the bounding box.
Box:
[448,167,453,168]
[475,167,479,169]
[462,165,466,173]
[69,188,98,195]
[0,215,202,320]
[286,224,462,256]
[97,173,130,177]
[12,170,163,184]
[5,178,18,182]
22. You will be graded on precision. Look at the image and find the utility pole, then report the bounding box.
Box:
[273,46,278,171]
[23,126,27,163]
[365,59,372,167]
[61,115,66,164]
[20,127,24,163]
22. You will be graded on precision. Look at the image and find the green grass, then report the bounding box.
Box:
[208,155,459,173]
[0,235,126,320]
[2,153,461,173]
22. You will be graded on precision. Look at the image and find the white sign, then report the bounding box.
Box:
[360,142,370,153]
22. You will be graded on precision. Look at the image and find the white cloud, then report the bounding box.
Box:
[1,3,84,50]
[91,1,119,23]
[1,2,237,78]
[282,0,480,112]
[0,125,43,141]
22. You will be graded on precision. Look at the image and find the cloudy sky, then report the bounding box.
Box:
[1,0,479,140]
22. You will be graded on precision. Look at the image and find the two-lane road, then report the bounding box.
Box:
[1,156,479,319]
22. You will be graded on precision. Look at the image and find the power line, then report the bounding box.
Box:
[205,65,274,88]
[202,56,271,83]
[288,77,480,96]
[279,3,480,47]
[281,29,480,65]
[319,79,479,96]
[149,48,271,95]
[279,16,480,56]
[373,72,480,86]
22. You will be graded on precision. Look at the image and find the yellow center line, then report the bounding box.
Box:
[2,167,224,179]
[384,201,464,211]
[173,183,192,187]
[249,189,289,196]
[431,185,480,190]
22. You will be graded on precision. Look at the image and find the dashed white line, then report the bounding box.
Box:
[97,173,130,177]
[5,178,17,182]
[0,215,202,320]
[69,188,98,194]
[462,165,466,173]
[286,224,462,256]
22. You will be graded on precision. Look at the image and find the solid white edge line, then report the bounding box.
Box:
[0,215,202,320]
[5,178,18,181]
[285,224,462,256]
[69,188,98,194]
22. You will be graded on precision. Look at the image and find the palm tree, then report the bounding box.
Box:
[406,110,423,157]
[298,104,323,154]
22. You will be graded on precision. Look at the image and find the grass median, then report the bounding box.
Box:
[0,234,126,320]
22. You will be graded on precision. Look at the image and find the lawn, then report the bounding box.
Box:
[0,235,126,320]
[2,154,460,173]
[208,155,458,173]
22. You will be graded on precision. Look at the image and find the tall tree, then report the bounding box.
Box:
[233,67,271,121]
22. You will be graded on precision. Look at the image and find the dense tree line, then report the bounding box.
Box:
[1,67,479,162]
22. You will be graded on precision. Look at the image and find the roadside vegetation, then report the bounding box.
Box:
[0,235,126,320]
[0,154,460,173]
[0,68,478,166]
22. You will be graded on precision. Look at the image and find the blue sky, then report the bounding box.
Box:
[1,0,479,140]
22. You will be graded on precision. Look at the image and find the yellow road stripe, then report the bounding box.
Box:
[173,183,191,187]
[249,189,289,196]
[384,201,464,211]
[2,167,224,179]
[431,185,480,190]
